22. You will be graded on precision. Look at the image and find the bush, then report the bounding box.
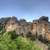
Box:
[0,31,42,50]
[15,36,41,50]
[0,32,16,50]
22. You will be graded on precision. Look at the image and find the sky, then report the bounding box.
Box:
[0,0,50,22]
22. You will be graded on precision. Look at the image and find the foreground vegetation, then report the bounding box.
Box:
[0,31,42,50]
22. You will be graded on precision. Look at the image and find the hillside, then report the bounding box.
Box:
[0,16,50,50]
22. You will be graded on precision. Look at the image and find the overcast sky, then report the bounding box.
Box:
[0,0,50,22]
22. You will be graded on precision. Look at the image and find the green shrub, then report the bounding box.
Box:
[0,32,17,50]
[15,36,41,50]
[0,31,41,50]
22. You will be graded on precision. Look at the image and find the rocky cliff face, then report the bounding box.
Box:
[5,16,18,32]
[31,16,50,42]
[0,16,50,42]
[4,16,32,36]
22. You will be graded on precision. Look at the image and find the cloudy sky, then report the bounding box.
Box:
[0,0,50,22]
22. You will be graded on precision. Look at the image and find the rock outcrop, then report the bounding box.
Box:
[0,16,50,42]
[31,16,50,42]
[4,16,31,37]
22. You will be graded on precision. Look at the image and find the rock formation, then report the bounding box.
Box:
[4,16,31,37]
[31,16,50,42]
[0,16,50,42]
[0,16,49,50]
